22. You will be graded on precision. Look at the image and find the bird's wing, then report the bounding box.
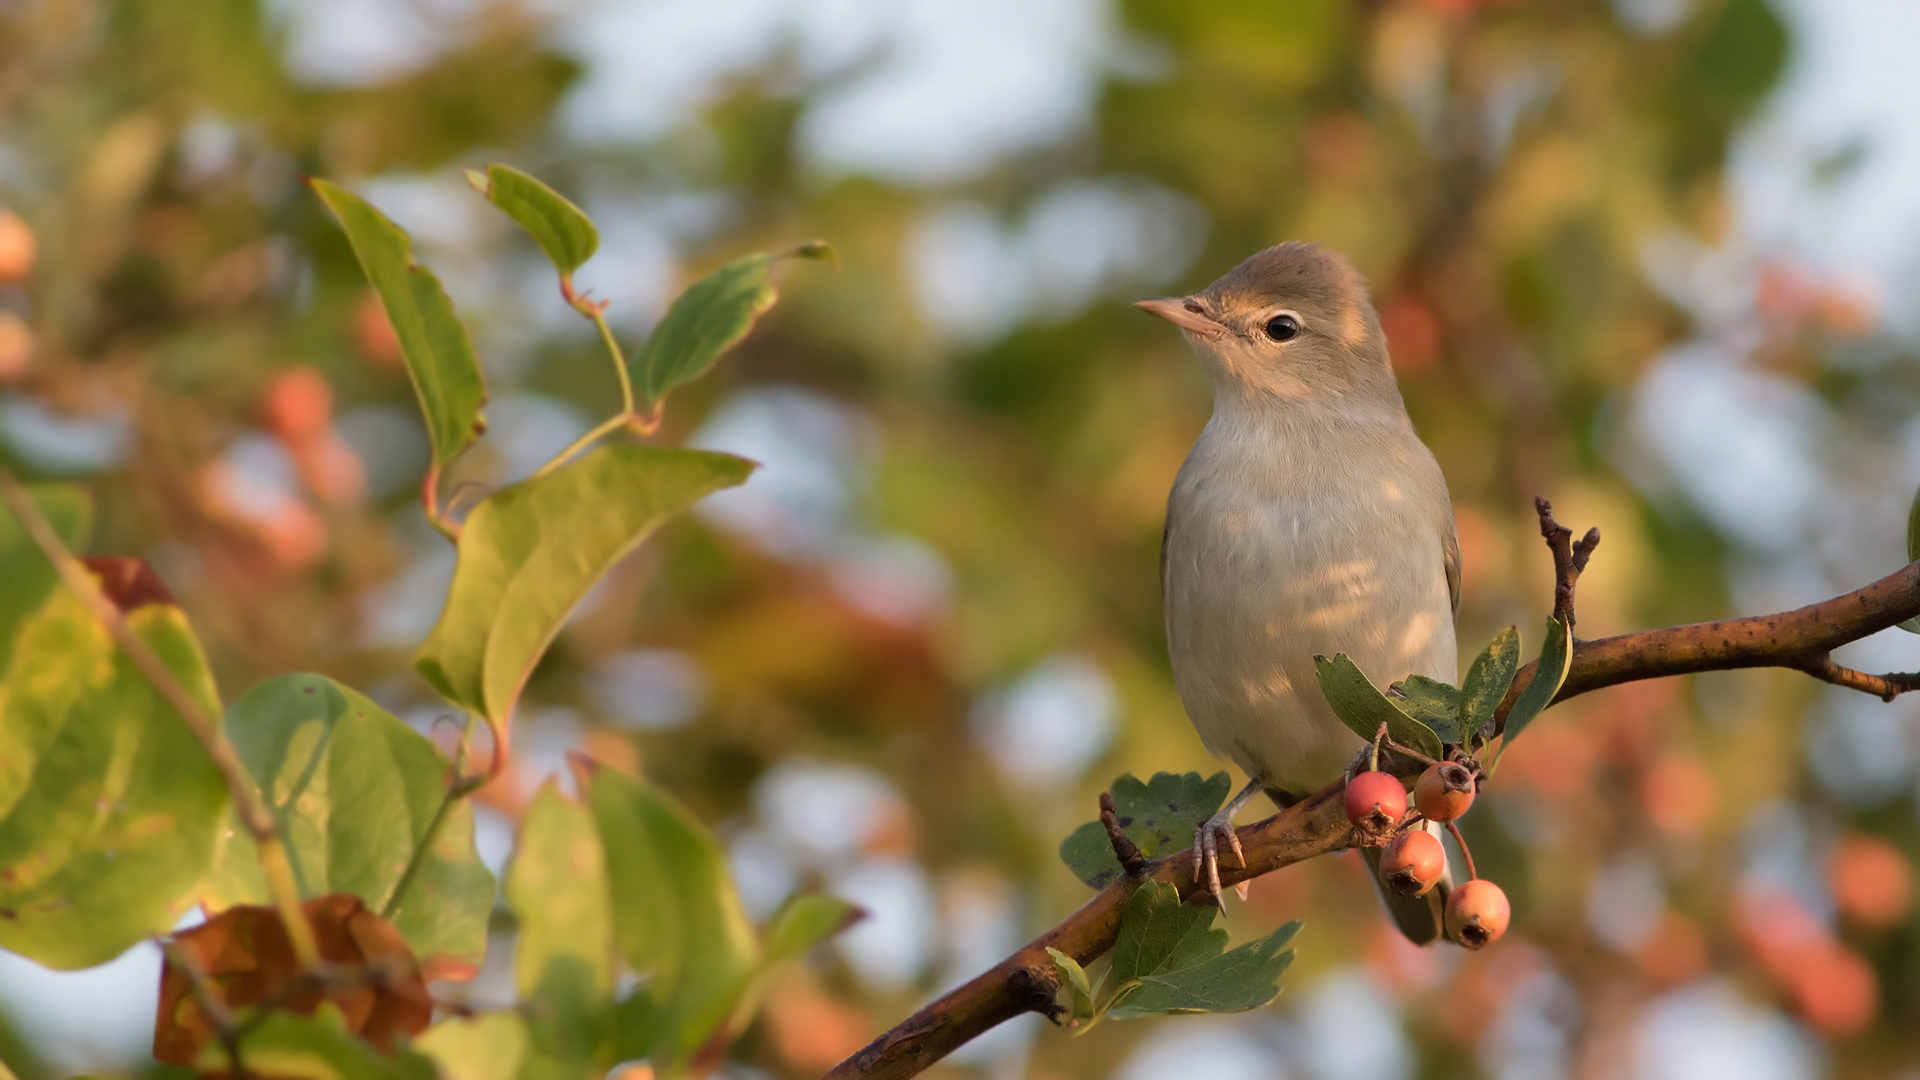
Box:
[1442,517,1462,617]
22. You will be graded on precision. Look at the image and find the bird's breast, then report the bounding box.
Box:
[1162,419,1457,793]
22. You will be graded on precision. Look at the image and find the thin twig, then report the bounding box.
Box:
[0,469,321,967]
[383,716,487,920]
[163,941,251,1080]
[1097,792,1148,878]
[1797,657,1920,702]
[1535,496,1599,628]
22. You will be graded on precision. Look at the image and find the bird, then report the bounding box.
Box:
[1138,242,1459,943]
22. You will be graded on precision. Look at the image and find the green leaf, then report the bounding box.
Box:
[468,164,598,278]
[1459,627,1520,741]
[413,445,754,741]
[1494,617,1574,760]
[1109,880,1226,985]
[0,484,92,673]
[0,587,227,969]
[1105,920,1300,1020]
[201,674,495,975]
[631,245,832,407]
[1046,947,1096,1019]
[211,1006,437,1080]
[1389,675,1462,744]
[311,178,488,483]
[763,892,863,966]
[1058,771,1231,889]
[414,1013,528,1080]
[1902,484,1920,633]
[582,766,759,1079]
[508,782,614,1069]
[1313,654,1443,759]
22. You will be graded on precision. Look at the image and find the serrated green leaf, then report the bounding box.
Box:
[583,766,759,1079]
[210,1006,438,1080]
[1110,880,1226,985]
[1105,920,1300,1020]
[1314,654,1443,759]
[0,484,91,674]
[632,245,831,407]
[1459,627,1520,739]
[1390,675,1462,744]
[311,178,488,482]
[202,674,494,975]
[0,587,226,969]
[1047,947,1096,1019]
[763,892,863,965]
[1494,617,1574,763]
[1902,484,1920,633]
[508,782,614,1069]
[1058,771,1231,889]
[414,1013,528,1080]
[413,445,754,743]
[469,164,598,278]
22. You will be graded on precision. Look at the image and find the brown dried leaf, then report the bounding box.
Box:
[153,894,433,1067]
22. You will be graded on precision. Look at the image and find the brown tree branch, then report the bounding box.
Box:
[825,511,1920,1080]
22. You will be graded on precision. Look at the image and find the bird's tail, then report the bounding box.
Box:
[1362,821,1450,945]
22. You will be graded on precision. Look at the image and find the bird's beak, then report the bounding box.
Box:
[1135,296,1226,339]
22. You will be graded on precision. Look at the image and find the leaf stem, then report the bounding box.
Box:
[422,468,459,542]
[531,412,628,481]
[382,716,486,921]
[0,469,321,968]
[589,305,636,418]
[1445,820,1477,881]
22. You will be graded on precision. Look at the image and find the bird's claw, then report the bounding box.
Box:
[1194,813,1246,910]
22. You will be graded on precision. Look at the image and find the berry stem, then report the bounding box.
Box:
[1370,722,1386,772]
[1445,820,1477,881]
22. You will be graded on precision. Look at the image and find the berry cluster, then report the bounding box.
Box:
[1344,758,1510,949]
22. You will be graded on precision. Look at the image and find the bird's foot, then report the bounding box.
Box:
[1194,811,1246,911]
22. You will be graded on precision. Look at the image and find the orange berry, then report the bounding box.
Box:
[261,366,333,447]
[1829,833,1914,930]
[1344,771,1408,835]
[1791,943,1877,1037]
[1446,879,1509,950]
[1415,762,1476,822]
[0,210,35,284]
[0,311,32,381]
[1380,829,1445,897]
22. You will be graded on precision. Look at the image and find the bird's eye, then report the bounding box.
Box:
[1264,314,1301,342]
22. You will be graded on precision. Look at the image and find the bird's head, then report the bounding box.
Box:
[1136,242,1400,406]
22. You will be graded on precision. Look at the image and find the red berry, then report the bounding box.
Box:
[1415,762,1476,822]
[1380,829,1446,897]
[1343,771,1407,835]
[1446,879,1510,950]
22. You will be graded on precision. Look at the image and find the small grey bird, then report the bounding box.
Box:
[1139,242,1459,943]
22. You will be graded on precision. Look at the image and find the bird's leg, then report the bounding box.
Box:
[1195,778,1265,909]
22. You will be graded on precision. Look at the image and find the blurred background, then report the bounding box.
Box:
[3,0,1920,1076]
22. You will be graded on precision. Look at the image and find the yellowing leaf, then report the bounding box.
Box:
[413,445,753,744]
[0,587,226,969]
